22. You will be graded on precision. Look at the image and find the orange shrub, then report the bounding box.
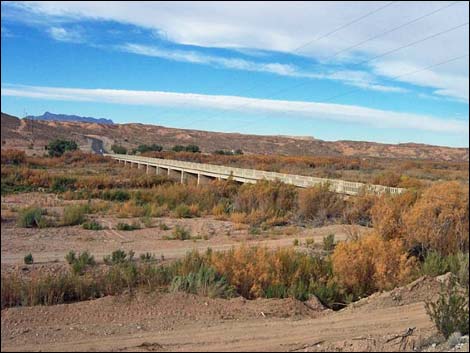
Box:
[209,245,329,299]
[343,192,377,226]
[371,190,418,240]
[230,212,248,224]
[332,233,414,297]
[1,149,26,165]
[25,151,110,168]
[372,171,402,187]
[403,182,469,255]
[116,200,147,218]
[397,175,424,189]
[212,203,228,220]
[233,180,297,223]
[298,183,345,226]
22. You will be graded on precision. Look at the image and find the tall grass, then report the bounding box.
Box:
[62,204,87,226]
[17,207,47,228]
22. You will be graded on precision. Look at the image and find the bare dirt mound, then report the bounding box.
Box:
[346,273,454,312]
[1,291,327,348]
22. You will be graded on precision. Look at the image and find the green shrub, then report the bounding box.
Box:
[293,239,300,246]
[421,251,452,277]
[174,204,192,218]
[65,250,77,265]
[24,253,33,265]
[51,176,76,193]
[171,265,234,298]
[62,204,87,226]
[1,272,102,308]
[134,144,163,154]
[104,250,135,265]
[171,145,185,152]
[116,222,140,231]
[312,281,349,310]
[82,220,104,230]
[101,189,130,202]
[265,284,288,299]
[455,253,469,289]
[421,252,469,285]
[66,251,96,275]
[287,280,310,301]
[213,149,243,156]
[185,144,200,153]
[425,278,469,339]
[47,139,78,157]
[323,234,335,251]
[111,145,127,154]
[172,144,200,153]
[140,252,156,262]
[104,260,139,293]
[17,207,46,228]
[172,225,191,240]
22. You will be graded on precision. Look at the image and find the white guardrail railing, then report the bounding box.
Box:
[105,153,405,196]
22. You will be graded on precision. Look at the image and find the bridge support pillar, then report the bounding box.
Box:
[197,173,215,185]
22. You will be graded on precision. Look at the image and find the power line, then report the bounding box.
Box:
[291,1,397,54]
[330,1,463,59]
[186,20,469,129]
[355,21,469,66]
[156,1,398,126]
[242,53,469,130]
[320,53,470,103]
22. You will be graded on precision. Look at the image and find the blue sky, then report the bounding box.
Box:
[1,1,469,147]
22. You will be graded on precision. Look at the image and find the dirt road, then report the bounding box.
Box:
[1,218,365,265]
[1,291,434,352]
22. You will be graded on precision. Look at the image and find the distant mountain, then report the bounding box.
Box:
[26,112,114,125]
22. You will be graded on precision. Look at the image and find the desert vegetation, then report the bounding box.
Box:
[46,139,78,157]
[1,149,469,343]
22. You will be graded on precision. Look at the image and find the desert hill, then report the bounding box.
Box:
[1,112,468,162]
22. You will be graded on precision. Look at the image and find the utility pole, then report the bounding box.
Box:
[24,109,35,149]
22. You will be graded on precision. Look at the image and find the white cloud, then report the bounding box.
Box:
[4,1,469,101]
[371,59,469,102]
[2,84,467,135]
[119,43,298,76]
[120,43,406,93]
[48,26,83,43]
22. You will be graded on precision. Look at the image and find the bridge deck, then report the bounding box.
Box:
[105,153,404,196]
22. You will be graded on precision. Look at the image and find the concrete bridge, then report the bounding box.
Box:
[105,153,405,196]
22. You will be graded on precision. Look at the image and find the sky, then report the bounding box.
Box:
[1,1,469,147]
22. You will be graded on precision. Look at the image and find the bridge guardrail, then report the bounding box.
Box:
[105,153,405,195]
